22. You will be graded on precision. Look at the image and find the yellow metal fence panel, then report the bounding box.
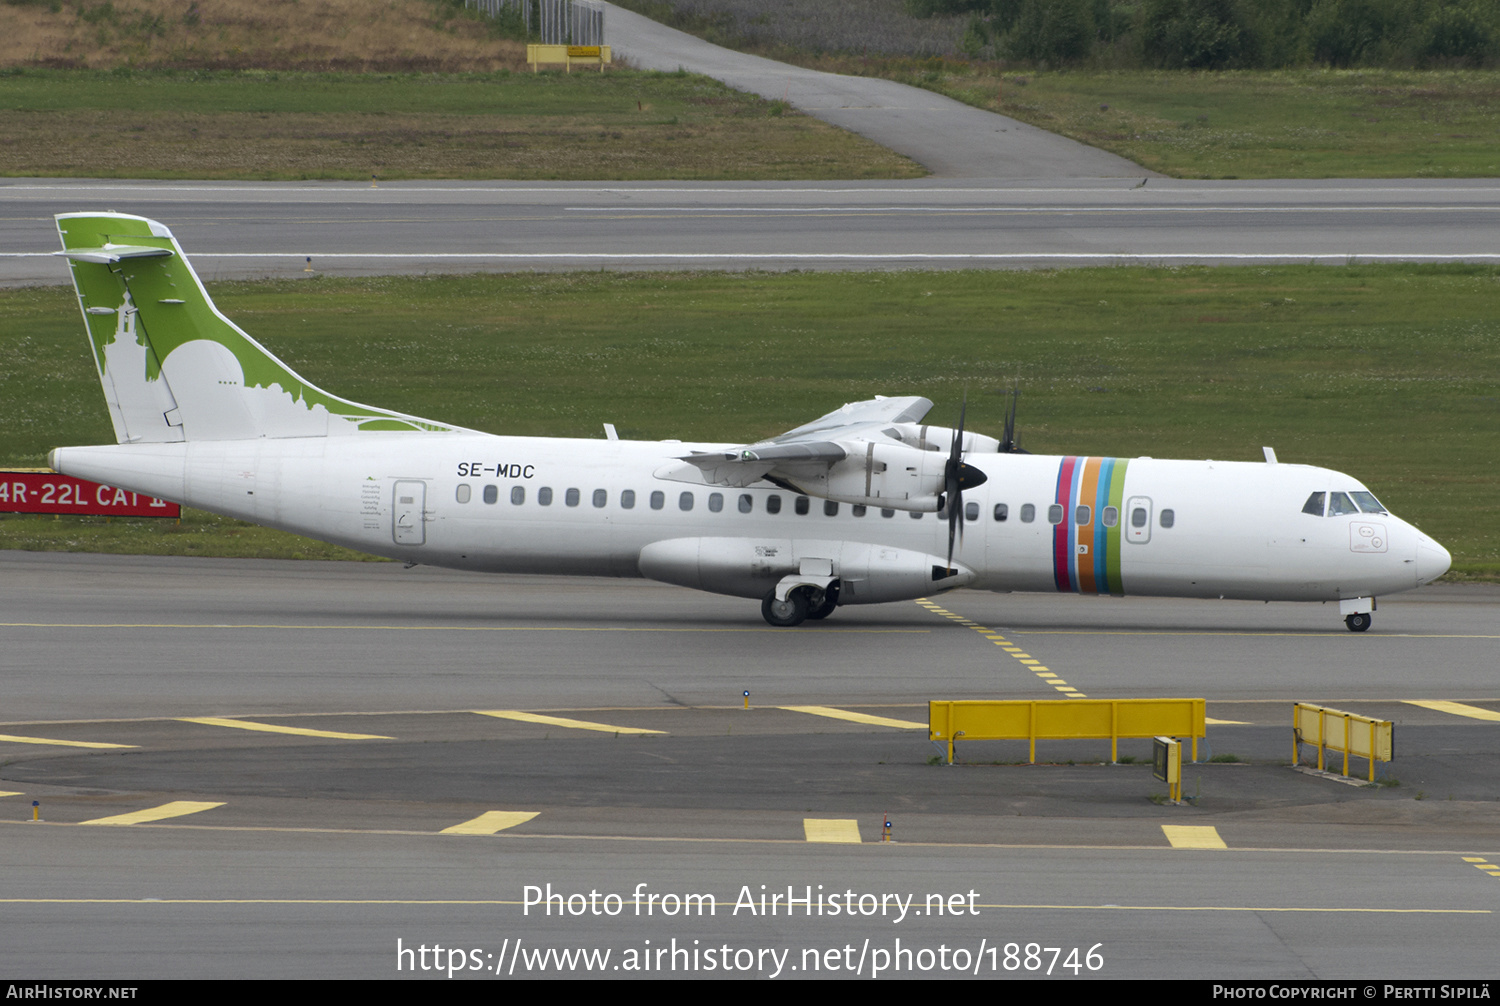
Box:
[1293,702,1394,781]
[928,698,1205,764]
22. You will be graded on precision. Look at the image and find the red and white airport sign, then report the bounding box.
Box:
[0,471,180,517]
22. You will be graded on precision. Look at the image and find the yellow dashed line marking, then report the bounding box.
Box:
[80,801,225,826]
[178,717,392,740]
[0,733,135,750]
[1207,717,1251,725]
[1404,700,1500,722]
[475,710,664,735]
[0,792,21,798]
[779,706,926,730]
[1162,826,1228,849]
[441,811,539,836]
[803,818,862,844]
[915,600,1086,697]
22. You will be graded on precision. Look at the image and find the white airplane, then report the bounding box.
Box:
[49,212,1451,631]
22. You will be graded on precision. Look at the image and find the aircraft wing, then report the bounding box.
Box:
[676,396,942,493]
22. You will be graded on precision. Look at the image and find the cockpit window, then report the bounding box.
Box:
[1351,491,1386,514]
[1328,491,1359,516]
[1302,492,1325,517]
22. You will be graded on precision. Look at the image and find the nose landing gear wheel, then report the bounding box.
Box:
[762,590,809,627]
[1345,612,1371,632]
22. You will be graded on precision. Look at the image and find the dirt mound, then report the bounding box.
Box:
[2,0,527,71]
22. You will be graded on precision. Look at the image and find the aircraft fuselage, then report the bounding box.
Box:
[52,434,1450,609]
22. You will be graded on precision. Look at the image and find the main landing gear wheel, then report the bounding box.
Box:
[806,582,840,620]
[762,590,809,628]
[1345,612,1372,632]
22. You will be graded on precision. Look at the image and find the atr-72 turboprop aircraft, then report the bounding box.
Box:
[49,213,1451,630]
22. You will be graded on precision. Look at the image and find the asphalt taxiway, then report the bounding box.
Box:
[2,552,1496,978]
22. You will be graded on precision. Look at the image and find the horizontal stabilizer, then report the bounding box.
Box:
[58,245,174,265]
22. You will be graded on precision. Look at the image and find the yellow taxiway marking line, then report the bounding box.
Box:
[475,710,664,735]
[804,818,862,844]
[441,811,540,836]
[1404,700,1500,722]
[1207,717,1251,725]
[1017,630,1500,639]
[1162,825,1228,850]
[779,705,926,730]
[0,623,926,635]
[0,733,134,749]
[916,599,1090,698]
[0,791,21,798]
[0,899,1482,917]
[5,818,1495,865]
[79,801,225,826]
[178,717,393,740]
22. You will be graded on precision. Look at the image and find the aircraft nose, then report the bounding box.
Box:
[1416,537,1452,585]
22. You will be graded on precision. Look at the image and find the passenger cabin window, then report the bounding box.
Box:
[1328,492,1359,516]
[679,492,694,511]
[565,488,580,507]
[593,489,607,508]
[795,496,810,516]
[1020,504,1035,523]
[852,505,867,517]
[910,510,924,519]
[650,490,664,510]
[1131,507,1148,528]
[1302,492,1325,517]
[621,490,636,509]
[824,500,839,517]
[881,508,895,518]
[482,485,498,505]
[1351,491,1386,514]
[511,486,525,505]
[538,487,553,506]
[1048,504,1064,525]
[456,484,471,504]
[1160,508,1175,529]
[1102,506,1118,527]
[766,495,782,515]
[738,494,753,514]
[1075,505,1091,525]
[965,501,979,522]
[708,492,724,513]
[994,503,1008,522]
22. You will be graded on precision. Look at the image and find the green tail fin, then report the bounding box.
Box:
[57,212,459,443]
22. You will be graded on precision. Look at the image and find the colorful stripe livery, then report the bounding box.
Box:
[1052,457,1131,595]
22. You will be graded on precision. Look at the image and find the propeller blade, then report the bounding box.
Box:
[945,397,968,571]
[1000,381,1030,455]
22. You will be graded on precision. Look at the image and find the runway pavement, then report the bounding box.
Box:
[6,177,1500,285]
[2,552,1497,978]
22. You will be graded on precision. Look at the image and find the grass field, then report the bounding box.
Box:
[613,2,1500,180]
[931,67,1500,179]
[0,68,921,180]
[3,267,1496,577]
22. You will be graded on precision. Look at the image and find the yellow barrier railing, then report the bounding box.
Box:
[1293,703,1393,782]
[928,698,1206,765]
[527,44,612,71]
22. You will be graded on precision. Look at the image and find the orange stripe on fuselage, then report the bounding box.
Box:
[1074,457,1103,593]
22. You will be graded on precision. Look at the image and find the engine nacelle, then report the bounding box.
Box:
[637,536,974,603]
[809,442,946,512]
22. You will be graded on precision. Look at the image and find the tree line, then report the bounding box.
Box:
[907,0,1498,68]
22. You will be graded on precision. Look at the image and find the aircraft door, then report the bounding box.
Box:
[393,479,427,546]
[1126,495,1152,544]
